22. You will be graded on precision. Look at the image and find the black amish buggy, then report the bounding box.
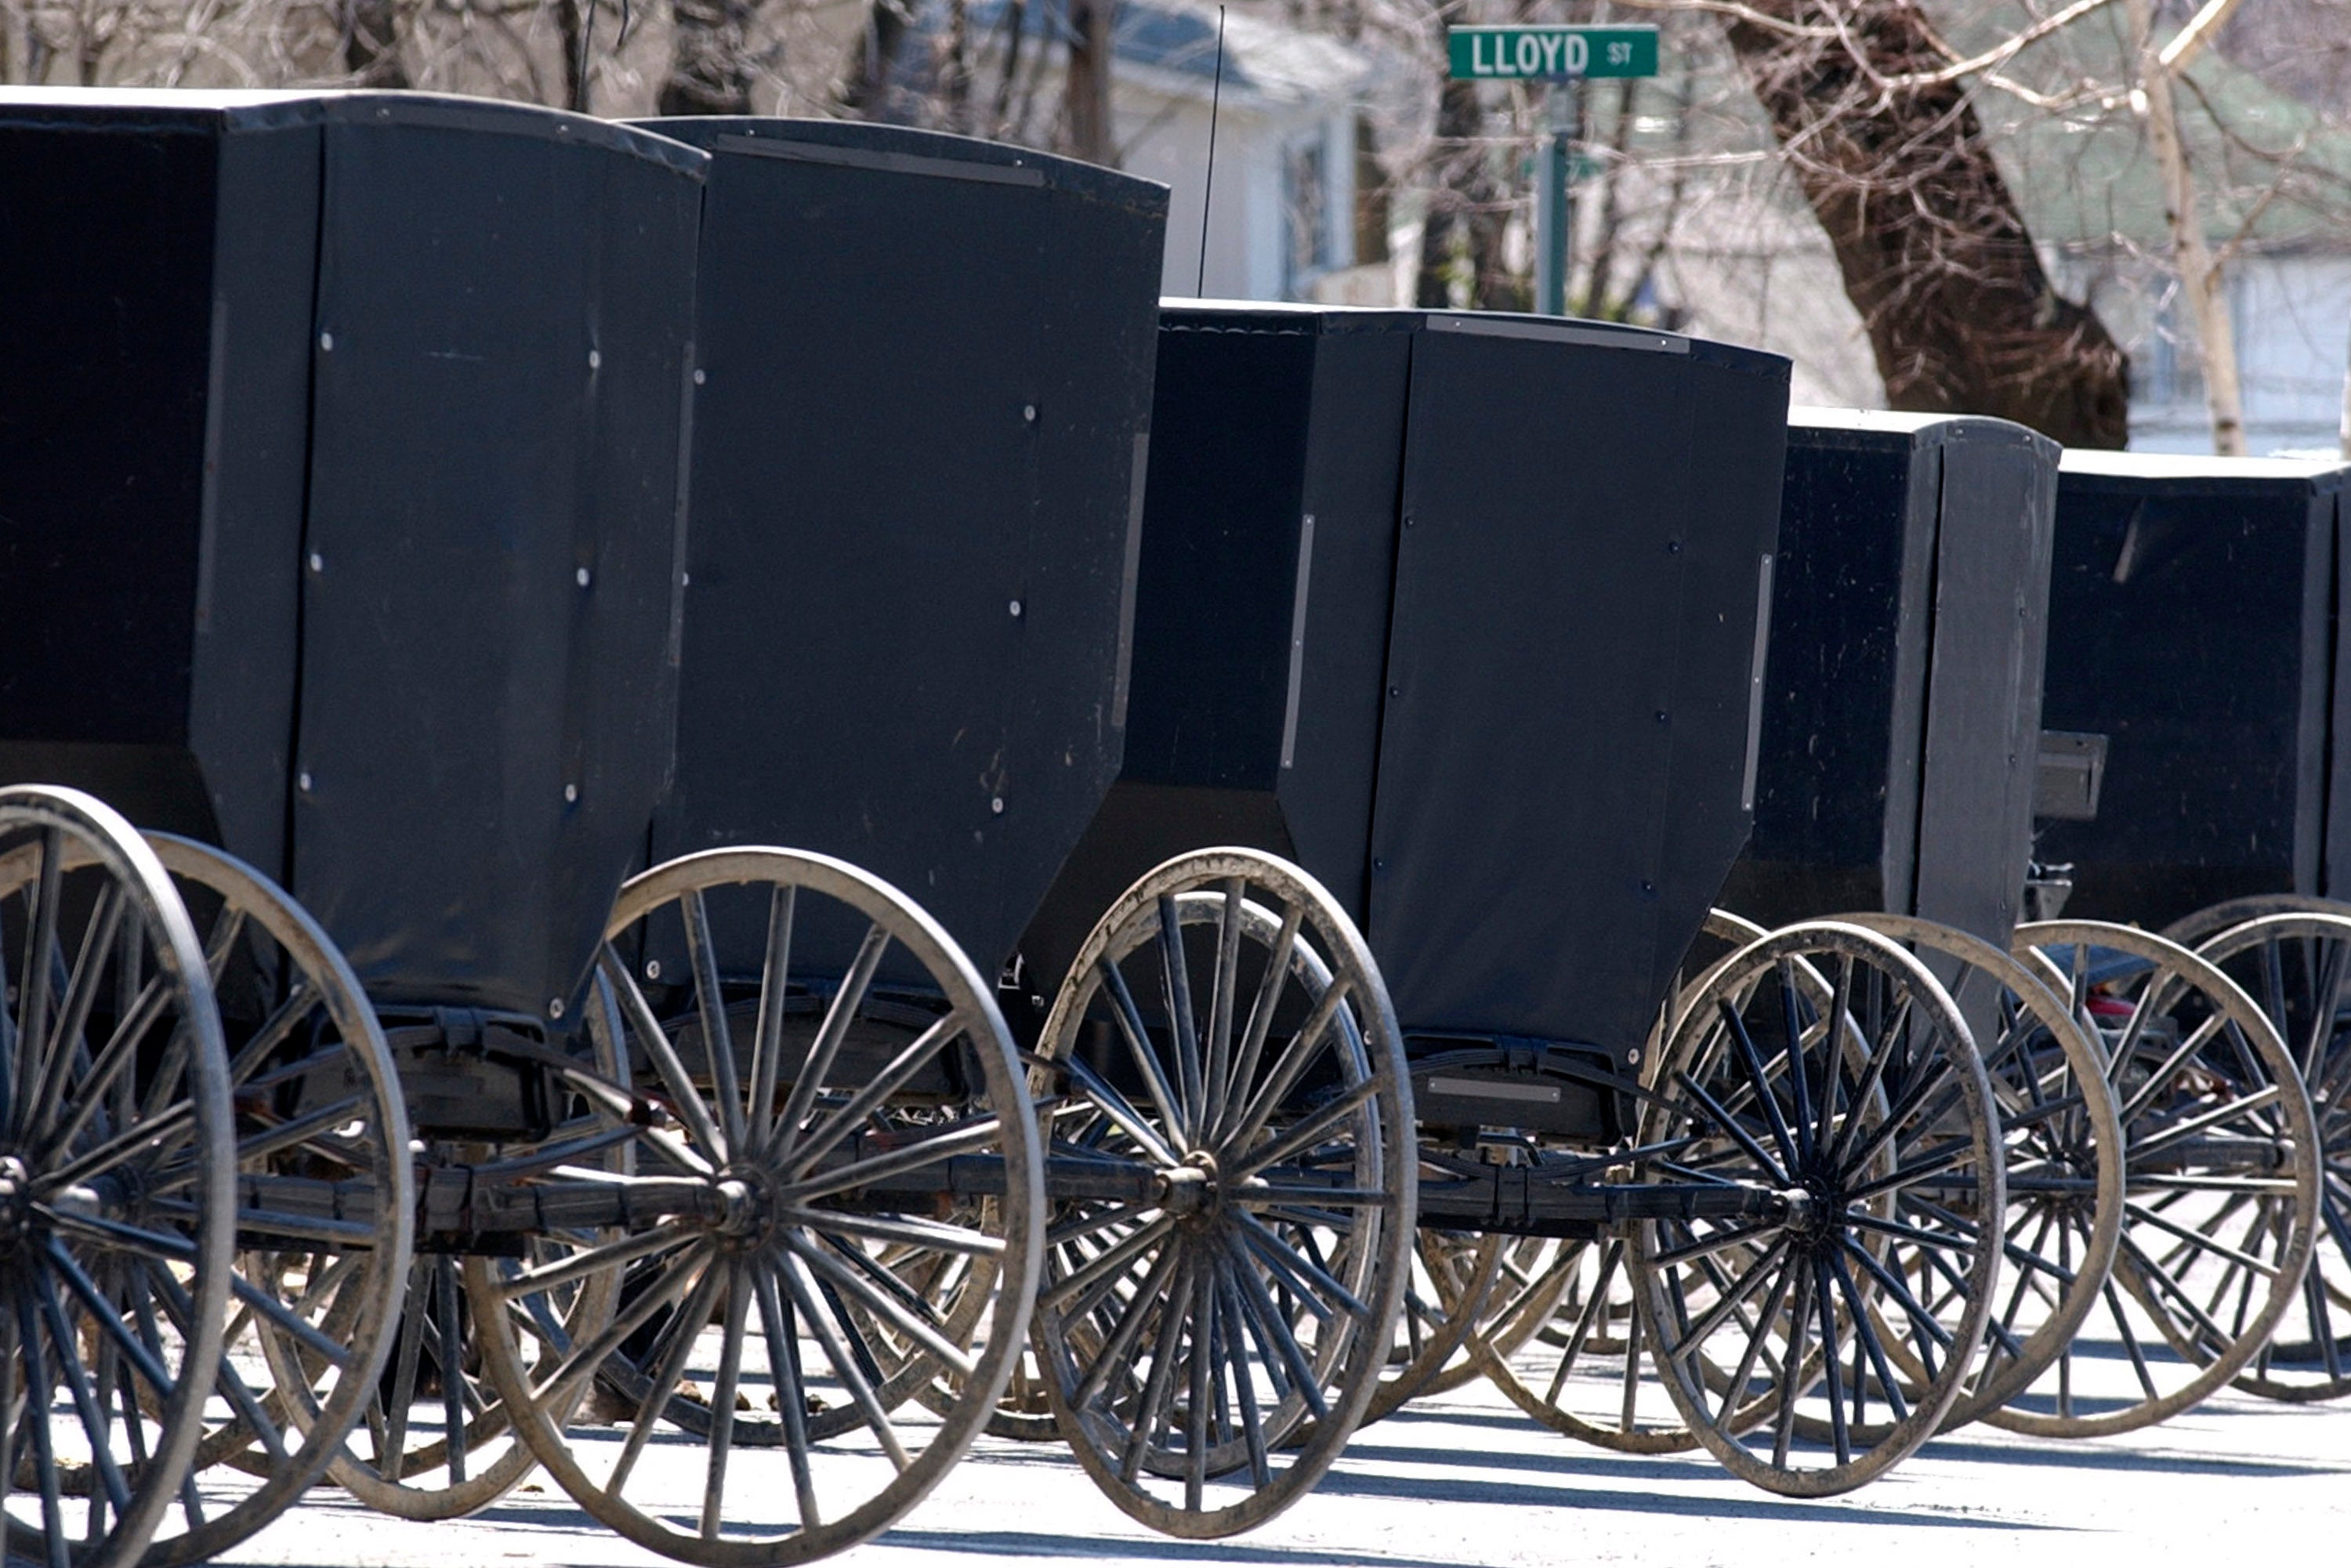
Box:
[1002,304,2011,1523]
[1723,409,2059,944]
[0,93,1077,1568]
[2027,451,2351,1417]
[2034,453,2351,929]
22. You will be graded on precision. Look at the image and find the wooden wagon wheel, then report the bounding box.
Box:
[1989,922,2322,1436]
[1632,922,2005,1497]
[2161,894,2349,951]
[0,788,234,1568]
[1469,908,1767,1452]
[1781,914,2125,1436]
[1026,849,1415,1538]
[317,986,636,1521]
[2161,911,2351,1402]
[110,835,416,1560]
[471,846,1041,1566]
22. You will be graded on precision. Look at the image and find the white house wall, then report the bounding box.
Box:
[1114,74,1357,299]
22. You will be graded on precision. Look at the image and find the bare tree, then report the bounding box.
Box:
[342,0,409,82]
[1066,0,1114,163]
[1718,0,2129,445]
[660,0,752,113]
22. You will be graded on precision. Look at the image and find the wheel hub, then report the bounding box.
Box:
[0,1153,31,1253]
[1780,1174,1846,1251]
[712,1166,777,1249]
[1160,1150,1225,1226]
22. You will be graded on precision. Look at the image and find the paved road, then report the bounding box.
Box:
[215,1369,2351,1568]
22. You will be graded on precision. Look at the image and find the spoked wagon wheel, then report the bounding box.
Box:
[2161,894,2348,951]
[323,991,636,1519]
[0,788,234,1568]
[1632,922,2005,1497]
[1467,1232,1697,1453]
[1469,909,1766,1453]
[1026,849,1415,1537]
[2152,912,2351,1403]
[1994,922,2321,1436]
[1365,1231,1507,1416]
[472,846,1042,1566]
[1789,914,2124,1436]
[116,836,415,1560]
[321,1245,558,1519]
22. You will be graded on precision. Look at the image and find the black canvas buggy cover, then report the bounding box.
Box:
[1020,305,1789,1073]
[1722,409,2059,944]
[2035,452,2351,926]
[0,89,703,1024]
[636,118,1168,985]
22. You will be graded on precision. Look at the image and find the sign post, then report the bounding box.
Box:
[1447,24,1659,317]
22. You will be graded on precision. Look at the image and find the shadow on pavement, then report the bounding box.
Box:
[1914,1439,2346,1478]
[1305,1466,2068,1529]
[875,1526,1486,1567]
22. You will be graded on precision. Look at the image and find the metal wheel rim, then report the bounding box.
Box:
[125,835,415,1559]
[0,787,234,1568]
[1632,921,2005,1497]
[1028,848,1415,1539]
[473,845,1041,1566]
[1986,920,2323,1437]
[2172,911,2351,1402]
[1824,913,2126,1432]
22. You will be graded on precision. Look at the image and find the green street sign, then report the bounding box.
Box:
[1447,25,1659,81]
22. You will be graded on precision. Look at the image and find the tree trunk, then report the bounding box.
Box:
[659,0,753,117]
[1415,76,1478,307]
[939,0,973,134]
[2126,0,2244,454]
[1065,0,1114,165]
[1721,0,2131,448]
[556,0,590,111]
[838,0,906,114]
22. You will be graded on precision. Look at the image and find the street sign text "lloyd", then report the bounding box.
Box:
[1447,25,1659,80]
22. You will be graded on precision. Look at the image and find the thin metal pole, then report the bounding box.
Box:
[1538,75,1581,317]
[1197,5,1227,297]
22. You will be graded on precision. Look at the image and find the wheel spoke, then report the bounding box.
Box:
[498,1222,697,1301]
[1227,977,1356,1150]
[1154,894,1208,1145]
[770,922,891,1163]
[1070,1239,1183,1410]
[788,1103,1001,1200]
[777,1249,911,1471]
[788,1207,1007,1258]
[599,945,727,1156]
[222,983,321,1089]
[1237,1214,1370,1319]
[1219,898,1305,1146]
[680,890,747,1154]
[1098,958,1188,1151]
[1224,1232,1328,1419]
[746,886,796,1153]
[1230,1075,1382,1180]
[1048,1212,1176,1317]
[16,826,65,1130]
[783,1014,968,1179]
[786,1233,979,1380]
[1055,1052,1179,1167]
[1118,1251,1191,1483]
[26,884,125,1146]
[751,1265,822,1527]
[608,1260,726,1493]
